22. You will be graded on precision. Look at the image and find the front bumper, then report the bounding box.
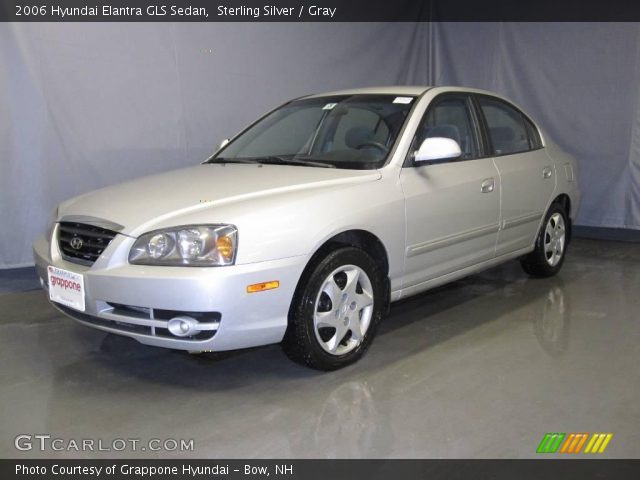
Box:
[33,229,306,351]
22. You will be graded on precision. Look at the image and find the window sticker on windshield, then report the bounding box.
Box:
[393,97,413,104]
[322,103,338,110]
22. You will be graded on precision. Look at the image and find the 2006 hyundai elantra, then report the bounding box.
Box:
[33,86,580,370]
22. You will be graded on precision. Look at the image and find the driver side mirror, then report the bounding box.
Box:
[219,138,230,149]
[413,137,461,164]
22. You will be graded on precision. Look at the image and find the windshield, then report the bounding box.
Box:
[207,94,416,169]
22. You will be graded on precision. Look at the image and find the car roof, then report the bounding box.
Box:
[301,86,531,118]
[304,86,432,98]
[303,85,515,99]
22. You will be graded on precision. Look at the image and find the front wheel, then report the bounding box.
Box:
[282,247,386,370]
[521,203,569,277]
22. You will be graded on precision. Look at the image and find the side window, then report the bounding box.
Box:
[478,97,531,155]
[415,95,479,161]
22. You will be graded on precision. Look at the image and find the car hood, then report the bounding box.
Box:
[58,163,381,236]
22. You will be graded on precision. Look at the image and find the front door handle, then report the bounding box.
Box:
[543,166,553,179]
[481,178,495,193]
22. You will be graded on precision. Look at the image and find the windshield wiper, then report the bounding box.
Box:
[204,157,258,165]
[251,156,335,168]
[206,156,334,168]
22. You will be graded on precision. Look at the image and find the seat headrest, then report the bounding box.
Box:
[345,126,374,149]
[490,126,515,142]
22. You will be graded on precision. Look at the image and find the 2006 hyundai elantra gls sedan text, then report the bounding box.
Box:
[33,86,580,370]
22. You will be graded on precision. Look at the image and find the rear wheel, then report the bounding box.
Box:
[282,247,386,370]
[521,203,569,277]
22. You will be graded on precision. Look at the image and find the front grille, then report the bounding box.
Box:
[58,222,118,266]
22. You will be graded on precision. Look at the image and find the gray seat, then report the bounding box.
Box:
[424,124,462,146]
[490,126,516,153]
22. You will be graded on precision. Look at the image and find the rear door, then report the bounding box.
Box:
[400,93,501,290]
[474,95,556,255]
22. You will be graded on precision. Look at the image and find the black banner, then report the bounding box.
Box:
[3,459,640,480]
[2,0,640,22]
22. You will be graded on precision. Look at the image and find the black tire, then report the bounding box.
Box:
[282,247,386,370]
[521,203,569,277]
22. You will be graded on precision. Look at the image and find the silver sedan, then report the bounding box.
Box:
[33,86,580,370]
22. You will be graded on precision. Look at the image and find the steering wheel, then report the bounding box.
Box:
[356,141,389,154]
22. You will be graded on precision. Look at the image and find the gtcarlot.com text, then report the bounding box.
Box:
[14,434,194,453]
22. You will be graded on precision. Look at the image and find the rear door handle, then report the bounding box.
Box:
[543,166,553,179]
[481,178,495,193]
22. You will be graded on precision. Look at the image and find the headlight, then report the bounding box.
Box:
[129,225,237,266]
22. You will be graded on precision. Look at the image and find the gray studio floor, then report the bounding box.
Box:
[1,237,638,459]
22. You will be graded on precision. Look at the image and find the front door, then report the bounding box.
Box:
[400,94,501,290]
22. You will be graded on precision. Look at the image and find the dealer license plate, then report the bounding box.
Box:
[47,266,85,312]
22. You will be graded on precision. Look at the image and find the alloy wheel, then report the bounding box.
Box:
[313,264,374,355]
[544,213,566,266]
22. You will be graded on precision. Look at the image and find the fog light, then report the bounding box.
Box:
[167,316,198,337]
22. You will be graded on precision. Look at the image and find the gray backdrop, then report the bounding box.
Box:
[0,22,638,268]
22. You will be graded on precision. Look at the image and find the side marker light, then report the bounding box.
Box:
[247,281,280,293]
